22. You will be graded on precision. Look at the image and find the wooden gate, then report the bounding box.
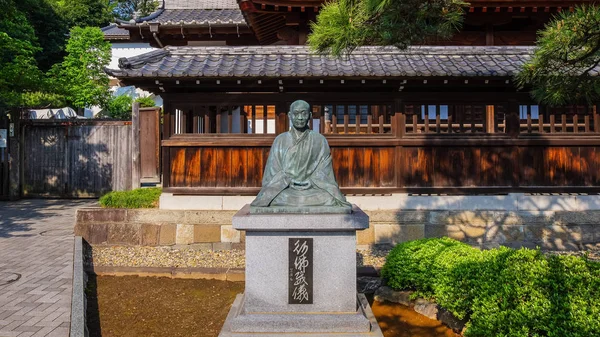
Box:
[139,107,161,183]
[22,120,133,197]
[0,114,9,199]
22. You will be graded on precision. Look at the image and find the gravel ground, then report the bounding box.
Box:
[85,245,599,270]
[85,245,392,269]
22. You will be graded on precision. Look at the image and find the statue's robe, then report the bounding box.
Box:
[251,128,351,208]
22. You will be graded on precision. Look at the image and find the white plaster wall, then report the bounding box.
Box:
[108,42,156,70]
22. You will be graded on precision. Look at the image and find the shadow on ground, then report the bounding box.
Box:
[0,199,98,238]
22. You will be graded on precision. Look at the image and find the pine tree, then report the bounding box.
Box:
[308,0,467,56]
[517,5,600,106]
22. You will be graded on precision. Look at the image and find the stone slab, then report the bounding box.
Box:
[219,294,383,337]
[70,236,87,337]
[223,196,261,210]
[159,193,223,210]
[221,225,241,243]
[251,206,352,214]
[516,194,579,211]
[176,224,194,245]
[158,193,600,211]
[194,224,221,243]
[244,231,357,313]
[233,204,369,231]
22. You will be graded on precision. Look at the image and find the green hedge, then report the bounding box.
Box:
[99,187,161,208]
[381,238,600,337]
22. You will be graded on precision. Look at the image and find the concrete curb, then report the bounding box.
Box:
[85,265,380,281]
[70,236,88,337]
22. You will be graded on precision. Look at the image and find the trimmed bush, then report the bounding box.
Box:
[99,187,161,208]
[381,237,472,298]
[106,94,133,119]
[135,96,155,108]
[381,238,600,337]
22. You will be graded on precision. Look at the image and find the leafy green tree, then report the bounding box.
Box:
[13,0,69,72]
[49,26,111,109]
[308,0,467,55]
[517,5,600,106]
[112,0,159,21]
[49,0,114,28]
[106,94,133,119]
[0,0,43,113]
[135,96,156,108]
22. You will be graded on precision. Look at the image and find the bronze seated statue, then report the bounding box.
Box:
[250,100,352,213]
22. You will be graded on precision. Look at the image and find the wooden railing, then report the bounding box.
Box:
[166,99,600,137]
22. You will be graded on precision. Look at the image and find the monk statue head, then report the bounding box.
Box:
[289,100,311,131]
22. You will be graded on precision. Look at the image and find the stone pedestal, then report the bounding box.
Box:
[219,205,383,337]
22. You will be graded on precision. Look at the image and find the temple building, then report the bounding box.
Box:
[107,0,600,198]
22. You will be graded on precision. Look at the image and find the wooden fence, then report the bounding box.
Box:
[0,113,9,199]
[22,120,132,197]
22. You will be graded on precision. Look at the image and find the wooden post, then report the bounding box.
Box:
[486,105,495,133]
[132,102,141,189]
[395,99,405,138]
[163,96,172,139]
[8,110,21,199]
[275,103,287,135]
[506,100,520,138]
[592,103,600,133]
[162,99,172,187]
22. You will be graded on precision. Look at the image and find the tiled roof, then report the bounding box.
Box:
[107,46,548,79]
[145,9,246,25]
[164,0,239,9]
[121,0,247,26]
[101,24,130,40]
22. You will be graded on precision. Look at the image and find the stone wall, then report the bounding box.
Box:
[75,208,242,249]
[75,207,600,250]
[363,210,600,250]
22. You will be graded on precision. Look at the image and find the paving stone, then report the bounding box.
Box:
[0,199,97,337]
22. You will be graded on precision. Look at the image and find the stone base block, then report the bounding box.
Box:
[219,293,383,337]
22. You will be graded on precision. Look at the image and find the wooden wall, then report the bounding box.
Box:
[162,136,600,194]
[22,121,132,197]
[161,94,600,195]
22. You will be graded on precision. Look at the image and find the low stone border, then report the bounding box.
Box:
[87,266,244,282]
[75,208,242,246]
[75,207,600,250]
[86,265,381,282]
[70,236,88,337]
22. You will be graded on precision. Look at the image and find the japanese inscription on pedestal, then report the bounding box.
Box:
[288,238,313,304]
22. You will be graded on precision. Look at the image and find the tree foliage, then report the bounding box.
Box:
[105,95,155,119]
[112,0,159,21]
[49,27,111,109]
[49,0,114,28]
[0,1,43,113]
[13,0,69,71]
[517,5,600,106]
[308,0,467,55]
[0,0,118,113]
[106,94,133,119]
